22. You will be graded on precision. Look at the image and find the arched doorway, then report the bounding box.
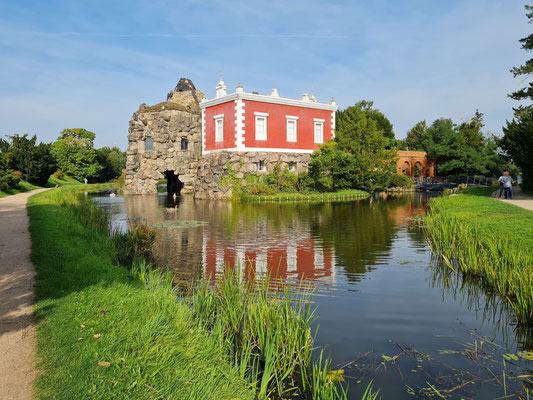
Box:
[415,161,423,177]
[402,161,411,176]
[164,170,183,196]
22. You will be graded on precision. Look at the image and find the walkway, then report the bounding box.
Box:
[0,189,49,400]
[494,185,533,212]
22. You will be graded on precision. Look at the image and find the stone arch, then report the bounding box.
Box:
[164,170,184,196]
[415,161,423,177]
[402,161,411,176]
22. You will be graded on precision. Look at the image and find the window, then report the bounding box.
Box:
[257,160,265,172]
[314,120,324,144]
[214,115,224,142]
[145,137,153,150]
[287,162,295,172]
[255,112,269,141]
[286,116,298,142]
[181,138,189,151]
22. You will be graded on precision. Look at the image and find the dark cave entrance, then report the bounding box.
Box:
[164,170,184,196]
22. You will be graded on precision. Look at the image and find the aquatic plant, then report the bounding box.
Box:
[424,187,533,325]
[189,267,349,399]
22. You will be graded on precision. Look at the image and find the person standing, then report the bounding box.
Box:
[84,177,88,185]
[498,171,515,199]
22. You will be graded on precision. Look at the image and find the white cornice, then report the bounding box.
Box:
[200,92,338,111]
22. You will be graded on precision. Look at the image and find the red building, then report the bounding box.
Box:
[200,79,338,154]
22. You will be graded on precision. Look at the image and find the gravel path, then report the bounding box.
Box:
[0,189,49,400]
[493,185,533,211]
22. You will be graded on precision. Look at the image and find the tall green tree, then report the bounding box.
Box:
[309,101,397,191]
[501,5,533,190]
[404,113,500,176]
[95,146,126,182]
[51,128,102,181]
[0,134,56,186]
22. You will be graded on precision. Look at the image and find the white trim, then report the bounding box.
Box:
[240,147,314,154]
[201,108,206,153]
[254,111,269,117]
[285,115,299,120]
[330,111,336,139]
[235,99,245,150]
[286,118,297,143]
[200,92,338,111]
[200,147,314,154]
[213,114,224,119]
[314,118,326,123]
[255,115,267,141]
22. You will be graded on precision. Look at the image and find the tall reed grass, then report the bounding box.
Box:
[189,268,349,399]
[425,192,533,325]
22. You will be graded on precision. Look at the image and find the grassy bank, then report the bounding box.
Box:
[244,189,369,202]
[28,186,367,399]
[424,186,533,324]
[28,187,255,399]
[0,175,81,198]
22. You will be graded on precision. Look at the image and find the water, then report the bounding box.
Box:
[93,192,533,399]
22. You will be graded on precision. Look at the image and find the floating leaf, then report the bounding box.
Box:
[326,369,345,382]
[517,350,533,361]
[98,361,110,368]
[150,220,208,229]
[503,353,519,361]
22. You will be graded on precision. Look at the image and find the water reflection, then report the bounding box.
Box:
[92,192,533,400]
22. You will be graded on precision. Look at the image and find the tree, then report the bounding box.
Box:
[51,129,102,181]
[0,134,56,186]
[501,5,533,190]
[404,113,500,176]
[309,102,397,191]
[95,146,126,182]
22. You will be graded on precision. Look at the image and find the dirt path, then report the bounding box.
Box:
[493,185,533,212]
[0,189,49,400]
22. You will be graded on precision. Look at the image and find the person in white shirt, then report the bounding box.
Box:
[498,171,515,199]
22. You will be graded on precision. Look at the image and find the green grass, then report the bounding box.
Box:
[0,180,41,197]
[45,174,82,187]
[0,175,82,198]
[424,186,533,324]
[28,187,254,400]
[246,189,369,202]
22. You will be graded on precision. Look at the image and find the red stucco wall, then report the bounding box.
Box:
[204,101,236,151]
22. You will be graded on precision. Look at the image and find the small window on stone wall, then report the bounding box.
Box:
[145,138,154,151]
[288,162,295,172]
[257,160,265,172]
[181,138,189,151]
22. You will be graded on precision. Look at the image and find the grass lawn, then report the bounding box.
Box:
[28,188,254,399]
[246,189,369,201]
[0,176,82,198]
[425,186,533,324]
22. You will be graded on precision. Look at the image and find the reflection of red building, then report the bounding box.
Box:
[397,150,436,178]
[202,236,336,284]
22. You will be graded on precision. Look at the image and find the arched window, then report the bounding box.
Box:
[181,138,189,151]
[145,138,153,150]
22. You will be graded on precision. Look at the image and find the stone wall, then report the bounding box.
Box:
[194,151,311,199]
[124,79,204,195]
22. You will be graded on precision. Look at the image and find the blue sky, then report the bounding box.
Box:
[0,0,530,149]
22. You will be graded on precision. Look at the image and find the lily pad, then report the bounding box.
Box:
[150,220,208,229]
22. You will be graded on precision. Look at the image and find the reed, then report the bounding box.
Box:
[424,187,533,325]
[189,268,349,399]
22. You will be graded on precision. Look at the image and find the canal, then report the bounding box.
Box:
[93,192,532,399]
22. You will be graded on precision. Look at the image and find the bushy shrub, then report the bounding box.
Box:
[389,173,413,188]
[53,169,66,180]
[296,172,314,192]
[12,170,23,180]
[265,163,298,192]
[0,173,20,191]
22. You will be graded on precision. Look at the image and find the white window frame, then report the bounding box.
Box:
[314,119,325,144]
[286,116,298,142]
[287,162,295,172]
[255,112,269,141]
[214,114,224,142]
